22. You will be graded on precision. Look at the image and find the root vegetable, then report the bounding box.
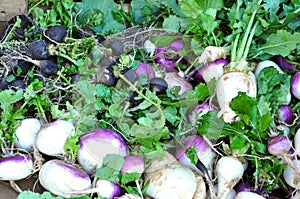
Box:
[164,72,192,95]
[94,179,122,199]
[216,156,244,199]
[77,128,129,175]
[235,191,265,199]
[35,120,75,156]
[14,118,41,152]
[39,159,92,198]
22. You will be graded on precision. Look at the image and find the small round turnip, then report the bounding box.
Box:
[94,179,122,199]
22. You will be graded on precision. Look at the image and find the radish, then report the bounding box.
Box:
[35,120,75,156]
[39,159,92,198]
[215,156,244,199]
[14,118,41,152]
[235,191,265,199]
[145,151,206,199]
[94,179,122,199]
[0,154,34,181]
[77,128,129,175]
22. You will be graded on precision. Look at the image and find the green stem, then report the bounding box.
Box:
[235,0,262,61]
[231,34,240,62]
[242,21,258,60]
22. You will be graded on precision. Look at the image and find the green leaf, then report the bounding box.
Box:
[75,0,126,34]
[163,15,181,31]
[18,191,63,199]
[76,80,96,104]
[259,30,300,56]
[130,0,160,24]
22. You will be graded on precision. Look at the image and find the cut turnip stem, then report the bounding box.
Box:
[35,120,75,156]
[216,71,257,123]
[77,128,129,175]
[215,156,244,199]
[39,159,92,198]
[0,154,34,181]
[14,118,41,152]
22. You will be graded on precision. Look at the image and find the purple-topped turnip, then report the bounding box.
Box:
[0,154,34,181]
[39,159,92,198]
[268,134,292,157]
[291,72,300,100]
[164,72,192,95]
[273,55,295,71]
[186,102,215,124]
[94,179,122,199]
[77,128,129,175]
[35,120,75,156]
[277,105,293,124]
[121,155,145,175]
[134,62,155,80]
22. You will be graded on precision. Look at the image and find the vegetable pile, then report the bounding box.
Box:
[0,0,299,198]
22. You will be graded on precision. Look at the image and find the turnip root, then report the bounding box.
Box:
[293,129,300,156]
[0,154,34,181]
[39,159,92,198]
[216,71,257,123]
[77,128,129,175]
[164,72,193,95]
[283,159,300,189]
[235,191,266,199]
[216,156,244,199]
[35,120,75,156]
[254,60,283,77]
[94,179,122,199]
[14,118,41,152]
[117,194,143,199]
[145,151,206,199]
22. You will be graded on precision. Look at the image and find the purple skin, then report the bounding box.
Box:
[193,59,229,82]
[96,179,122,198]
[0,155,31,164]
[79,129,129,155]
[236,183,253,193]
[175,135,210,162]
[50,159,90,179]
[187,102,214,123]
[267,134,292,156]
[134,62,155,80]
[291,72,300,100]
[168,39,184,52]
[273,55,295,71]
[277,105,293,124]
[121,156,145,175]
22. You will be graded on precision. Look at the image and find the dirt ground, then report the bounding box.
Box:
[0,175,45,199]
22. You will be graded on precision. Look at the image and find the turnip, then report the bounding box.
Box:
[35,120,75,156]
[273,55,295,71]
[77,128,129,175]
[175,135,216,177]
[94,179,122,199]
[145,151,206,199]
[276,105,293,124]
[149,77,168,94]
[14,118,41,152]
[186,102,215,124]
[134,62,155,80]
[44,25,67,43]
[254,60,283,77]
[0,154,34,181]
[164,72,192,95]
[283,159,300,189]
[216,1,264,123]
[27,39,50,60]
[39,159,92,198]
[121,155,145,175]
[235,191,266,199]
[10,80,26,90]
[293,129,300,156]
[194,59,229,84]
[267,134,292,157]
[291,72,300,100]
[215,156,244,199]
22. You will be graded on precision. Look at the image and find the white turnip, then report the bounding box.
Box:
[215,156,244,199]
[235,191,265,199]
[94,179,122,199]
[35,120,75,156]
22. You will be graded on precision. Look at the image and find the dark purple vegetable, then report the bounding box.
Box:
[27,39,50,60]
[273,55,295,71]
[45,25,67,43]
[277,105,293,124]
[109,40,124,56]
[95,65,117,86]
[123,69,138,83]
[168,39,184,52]
[13,59,32,76]
[0,80,7,90]
[150,77,168,94]
[291,72,300,100]
[10,79,26,90]
[38,60,59,75]
[236,183,254,193]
